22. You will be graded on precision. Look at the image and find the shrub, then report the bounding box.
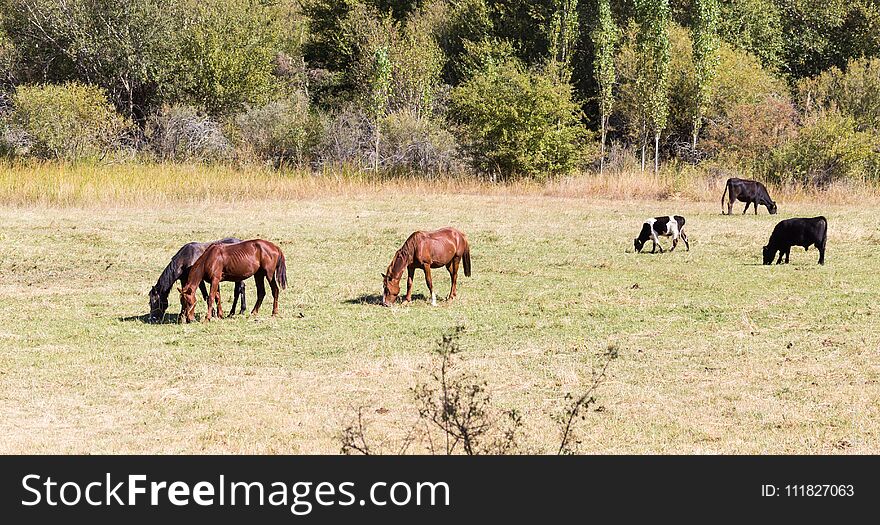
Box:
[316,106,374,169]
[231,93,324,168]
[703,94,798,162]
[1,82,128,160]
[766,109,880,186]
[378,110,465,176]
[147,105,231,162]
[797,57,880,133]
[451,59,588,180]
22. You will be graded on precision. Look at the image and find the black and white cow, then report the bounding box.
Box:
[763,216,827,265]
[634,216,689,253]
[721,178,778,215]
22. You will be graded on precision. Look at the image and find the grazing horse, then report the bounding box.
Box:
[381,227,471,307]
[149,238,246,323]
[178,239,287,323]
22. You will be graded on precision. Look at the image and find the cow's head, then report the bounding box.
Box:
[634,237,645,253]
[762,245,774,265]
[767,201,778,215]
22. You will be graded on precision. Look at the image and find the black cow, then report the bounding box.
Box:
[634,215,689,253]
[763,217,827,265]
[721,178,778,215]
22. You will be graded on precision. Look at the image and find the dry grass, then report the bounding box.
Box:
[2,160,878,208]
[0,164,878,454]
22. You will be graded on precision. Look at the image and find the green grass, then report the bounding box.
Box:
[1,191,878,453]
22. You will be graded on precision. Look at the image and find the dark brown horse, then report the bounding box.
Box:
[381,227,471,307]
[178,239,287,322]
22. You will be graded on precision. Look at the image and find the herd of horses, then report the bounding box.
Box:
[147,177,826,323]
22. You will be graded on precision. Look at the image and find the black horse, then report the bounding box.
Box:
[149,238,247,323]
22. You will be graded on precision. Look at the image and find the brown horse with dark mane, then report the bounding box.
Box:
[381,227,471,307]
[178,239,287,322]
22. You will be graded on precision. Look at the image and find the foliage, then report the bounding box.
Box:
[591,0,618,171]
[716,0,784,71]
[702,94,798,162]
[766,109,880,185]
[547,0,580,81]
[378,110,465,176]
[690,0,719,148]
[638,0,671,173]
[147,105,231,162]
[231,94,325,168]
[1,82,129,160]
[451,58,589,179]
[797,57,880,133]
[167,0,286,116]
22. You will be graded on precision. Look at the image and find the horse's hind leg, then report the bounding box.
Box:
[230,281,244,316]
[447,258,459,301]
[268,277,280,317]
[251,272,266,315]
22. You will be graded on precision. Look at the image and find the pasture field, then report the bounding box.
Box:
[1,172,879,453]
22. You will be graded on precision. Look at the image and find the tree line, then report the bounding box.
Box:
[0,0,878,184]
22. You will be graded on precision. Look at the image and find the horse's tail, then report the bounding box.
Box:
[462,242,471,277]
[276,252,287,290]
[721,179,730,214]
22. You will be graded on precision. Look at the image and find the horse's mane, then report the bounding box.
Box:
[389,232,420,278]
[154,260,182,301]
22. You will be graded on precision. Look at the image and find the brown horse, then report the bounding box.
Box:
[178,239,287,322]
[381,227,471,307]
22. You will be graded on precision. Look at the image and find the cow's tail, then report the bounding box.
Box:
[818,216,828,244]
[462,241,471,277]
[721,179,730,214]
[275,253,287,290]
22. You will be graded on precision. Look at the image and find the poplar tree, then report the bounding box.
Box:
[591,0,618,173]
[691,0,719,150]
[638,0,670,175]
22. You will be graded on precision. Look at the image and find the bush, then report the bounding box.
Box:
[0,82,128,160]
[378,110,465,176]
[766,109,880,185]
[231,93,324,168]
[147,105,231,162]
[703,94,798,162]
[316,106,374,169]
[451,59,588,179]
[797,57,880,133]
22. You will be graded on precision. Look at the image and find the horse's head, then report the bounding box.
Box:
[178,285,197,323]
[381,272,400,307]
[149,285,168,323]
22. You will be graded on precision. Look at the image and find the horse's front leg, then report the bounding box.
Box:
[424,264,436,306]
[212,280,224,319]
[229,281,240,316]
[204,283,215,322]
[404,267,415,303]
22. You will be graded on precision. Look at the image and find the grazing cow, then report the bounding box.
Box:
[634,216,690,253]
[763,217,827,265]
[721,178,778,215]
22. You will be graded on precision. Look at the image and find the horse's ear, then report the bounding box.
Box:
[380,273,386,279]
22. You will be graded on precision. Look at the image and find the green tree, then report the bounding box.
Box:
[451,58,588,179]
[690,0,719,149]
[591,0,618,172]
[368,46,393,170]
[638,0,671,174]
[548,0,580,82]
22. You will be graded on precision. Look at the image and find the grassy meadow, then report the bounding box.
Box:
[0,164,879,454]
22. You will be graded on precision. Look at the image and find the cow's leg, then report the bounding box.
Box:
[424,265,436,306]
[404,266,415,303]
[251,272,266,315]
[754,201,758,215]
[670,236,678,252]
[785,247,791,264]
[681,231,690,251]
[818,242,826,265]
[776,250,784,264]
[742,201,751,214]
